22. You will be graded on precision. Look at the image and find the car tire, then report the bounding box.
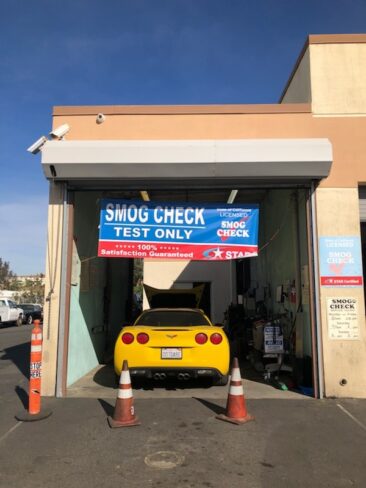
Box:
[27,315,33,325]
[215,374,229,386]
[16,317,23,327]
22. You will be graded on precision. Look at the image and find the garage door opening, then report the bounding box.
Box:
[64,186,316,399]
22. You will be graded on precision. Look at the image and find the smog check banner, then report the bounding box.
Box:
[98,199,259,261]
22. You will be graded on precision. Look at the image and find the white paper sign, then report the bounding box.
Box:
[327,297,360,340]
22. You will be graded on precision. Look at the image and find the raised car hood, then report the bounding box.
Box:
[144,284,204,308]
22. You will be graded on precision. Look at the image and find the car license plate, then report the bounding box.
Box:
[161,348,182,359]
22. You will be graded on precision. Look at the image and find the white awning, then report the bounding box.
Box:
[41,138,332,187]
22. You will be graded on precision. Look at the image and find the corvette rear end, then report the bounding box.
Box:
[114,308,230,385]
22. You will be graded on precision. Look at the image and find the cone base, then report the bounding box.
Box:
[15,409,53,422]
[216,413,255,425]
[107,416,141,428]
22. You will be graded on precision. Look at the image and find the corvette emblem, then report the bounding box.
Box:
[166,334,177,339]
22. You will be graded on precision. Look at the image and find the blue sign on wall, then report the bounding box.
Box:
[98,199,259,260]
[319,236,363,286]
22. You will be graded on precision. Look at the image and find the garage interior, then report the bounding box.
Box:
[66,185,315,399]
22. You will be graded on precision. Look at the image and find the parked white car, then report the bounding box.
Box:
[0,298,23,327]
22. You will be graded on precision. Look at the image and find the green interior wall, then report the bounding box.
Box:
[67,192,107,386]
[104,258,133,361]
[67,191,132,387]
[250,189,312,357]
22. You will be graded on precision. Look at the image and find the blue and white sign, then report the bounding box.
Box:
[98,199,259,260]
[319,236,363,286]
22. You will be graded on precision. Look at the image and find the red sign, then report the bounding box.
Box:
[320,276,363,286]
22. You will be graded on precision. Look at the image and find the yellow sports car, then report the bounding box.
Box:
[114,307,230,385]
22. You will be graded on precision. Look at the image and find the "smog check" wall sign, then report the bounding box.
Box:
[98,199,259,261]
[319,236,363,286]
[327,297,360,340]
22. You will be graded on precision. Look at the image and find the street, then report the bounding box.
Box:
[1,325,366,488]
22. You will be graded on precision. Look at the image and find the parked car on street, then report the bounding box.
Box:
[19,303,43,325]
[0,298,24,327]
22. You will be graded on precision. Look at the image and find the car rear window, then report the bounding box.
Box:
[135,310,210,327]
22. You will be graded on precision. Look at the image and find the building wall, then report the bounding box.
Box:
[316,188,366,397]
[42,35,366,397]
[281,48,311,104]
[67,192,107,387]
[42,182,64,396]
[143,260,233,324]
[311,43,366,115]
[52,110,366,189]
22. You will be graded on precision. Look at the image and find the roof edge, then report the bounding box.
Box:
[53,103,311,117]
[279,33,366,103]
[309,33,366,44]
[279,36,310,103]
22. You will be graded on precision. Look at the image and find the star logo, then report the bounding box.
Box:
[202,247,224,260]
[212,248,223,258]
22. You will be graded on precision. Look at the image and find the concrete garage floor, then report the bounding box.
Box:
[67,364,309,400]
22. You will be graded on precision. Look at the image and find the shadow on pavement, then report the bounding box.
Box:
[98,398,114,416]
[15,385,29,409]
[1,341,30,378]
[193,397,225,415]
[93,364,117,388]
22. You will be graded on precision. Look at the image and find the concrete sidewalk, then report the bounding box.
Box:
[1,395,365,488]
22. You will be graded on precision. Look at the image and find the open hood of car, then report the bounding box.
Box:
[143,284,204,309]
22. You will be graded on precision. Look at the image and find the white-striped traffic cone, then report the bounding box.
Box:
[108,360,141,428]
[216,357,254,425]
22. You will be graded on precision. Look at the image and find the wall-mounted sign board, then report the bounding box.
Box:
[319,236,363,286]
[327,297,360,340]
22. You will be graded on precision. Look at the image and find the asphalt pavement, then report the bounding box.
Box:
[1,325,366,488]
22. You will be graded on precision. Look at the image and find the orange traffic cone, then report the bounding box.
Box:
[108,360,141,428]
[216,357,254,425]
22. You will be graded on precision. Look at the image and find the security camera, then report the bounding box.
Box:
[27,136,48,154]
[49,123,70,139]
[96,113,106,124]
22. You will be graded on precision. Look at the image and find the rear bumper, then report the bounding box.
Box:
[127,367,224,380]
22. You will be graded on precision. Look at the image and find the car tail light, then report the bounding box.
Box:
[210,333,223,345]
[121,332,134,344]
[195,333,208,344]
[137,332,149,344]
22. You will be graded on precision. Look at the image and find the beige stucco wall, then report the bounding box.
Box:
[42,182,64,396]
[281,49,311,104]
[143,260,234,324]
[52,111,366,189]
[316,188,366,397]
[310,43,366,115]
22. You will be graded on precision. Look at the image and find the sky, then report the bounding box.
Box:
[0,0,365,275]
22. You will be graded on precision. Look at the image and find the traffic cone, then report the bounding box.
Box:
[216,357,254,425]
[108,360,141,428]
[15,320,52,422]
